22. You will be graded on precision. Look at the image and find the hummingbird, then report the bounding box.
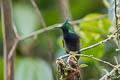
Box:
[56,18,80,60]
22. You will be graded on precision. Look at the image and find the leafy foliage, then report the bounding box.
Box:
[80,64,88,68]
[78,14,111,62]
[13,4,41,37]
[57,14,111,62]
[15,58,53,80]
[0,0,118,80]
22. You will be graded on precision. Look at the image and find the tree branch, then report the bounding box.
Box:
[71,14,107,25]
[1,0,15,80]
[8,38,19,60]
[98,1,120,80]
[58,54,116,68]
[30,0,56,80]
[79,31,117,52]
[99,65,120,80]
[114,0,120,50]
[57,31,119,68]
[30,0,46,27]
[20,14,107,40]
[13,24,20,39]
[57,0,71,21]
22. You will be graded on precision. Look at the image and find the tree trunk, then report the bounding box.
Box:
[1,0,15,80]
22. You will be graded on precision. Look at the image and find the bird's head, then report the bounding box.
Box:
[55,18,75,34]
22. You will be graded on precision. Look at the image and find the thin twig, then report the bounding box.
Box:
[58,31,119,68]
[99,65,120,80]
[30,0,46,27]
[20,14,107,40]
[114,0,120,50]
[114,56,119,65]
[20,26,54,40]
[59,54,116,68]
[1,0,15,80]
[8,38,19,60]
[79,31,117,52]
[13,24,20,39]
[57,0,71,21]
[30,0,55,80]
[57,31,119,68]
[71,14,107,25]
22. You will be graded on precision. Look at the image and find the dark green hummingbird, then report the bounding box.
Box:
[57,18,80,60]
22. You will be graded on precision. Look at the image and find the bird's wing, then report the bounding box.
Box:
[62,40,64,48]
[63,40,69,54]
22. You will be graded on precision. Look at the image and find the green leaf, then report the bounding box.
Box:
[13,4,43,55]
[79,14,111,35]
[78,13,111,62]
[15,58,53,80]
[57,14,111,63]
[13,4,41,37]
[80,64,88,68]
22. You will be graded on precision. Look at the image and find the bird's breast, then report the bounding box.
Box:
[63,33,80,52]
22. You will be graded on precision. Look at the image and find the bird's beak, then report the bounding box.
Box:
[54,26,62,28]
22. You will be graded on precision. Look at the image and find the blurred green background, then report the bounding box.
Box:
[0,0,119,80]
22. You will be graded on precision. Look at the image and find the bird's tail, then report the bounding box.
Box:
[76,51,80,61]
